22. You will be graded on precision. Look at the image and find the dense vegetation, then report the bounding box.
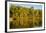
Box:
[9,5,42,29]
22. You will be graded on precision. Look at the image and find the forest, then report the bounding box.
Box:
[9,4,42,29]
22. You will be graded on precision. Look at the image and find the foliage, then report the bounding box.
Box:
[9,5,42,29]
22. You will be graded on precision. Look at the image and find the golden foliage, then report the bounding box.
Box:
[9,5,42,29]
